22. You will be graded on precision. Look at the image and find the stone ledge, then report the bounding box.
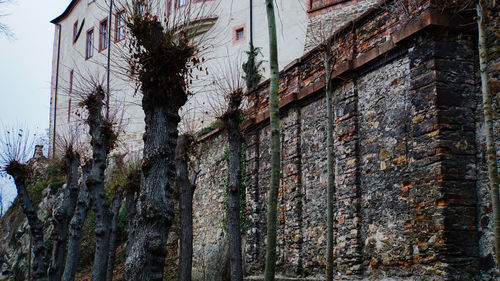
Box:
[244,276,325,281]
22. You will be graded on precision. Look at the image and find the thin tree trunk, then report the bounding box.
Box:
[324,49,336,281]
[49,150,80,281]
[125,188,137,254]
[85,88,113,281]
[125,87,186,281]
[477,1,500,267]
[176,134,194,281]
[224,93,244,281]
[106,190,123,281]
[63,163,91,281]
[8,163,46,281]
[264,0,280,279]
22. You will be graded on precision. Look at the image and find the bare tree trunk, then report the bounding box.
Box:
[106,190,123,281]
[125,187,137,254]
[125,87,186,281]
[85,88,113,281]
[224,93,244,281]
[63,163,91,281]
[49,150,80,281]
[176,134,194,281]
[264,0,280,279]
[7,163,46,281]
[323,49,336,281]
[477,1,500,267]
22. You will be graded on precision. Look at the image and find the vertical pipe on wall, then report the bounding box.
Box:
[52,23,62,159]
[106,0,113,119]
[249,0,253,49]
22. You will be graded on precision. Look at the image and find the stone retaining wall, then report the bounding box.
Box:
[190,1,499,279]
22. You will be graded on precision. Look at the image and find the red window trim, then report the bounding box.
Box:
[86,27,95,60]
[73,20,78,44]
[68,98,72,122]
[232,24,246,45]
[69,70,74,94]
[99,18,108,52]
[115,9,126,43]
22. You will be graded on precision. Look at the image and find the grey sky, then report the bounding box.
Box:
[0,0,70,213]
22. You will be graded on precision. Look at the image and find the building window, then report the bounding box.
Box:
[177,0,188,8]
[232,25,245,44]
[73,20,78,43]
[134,1,146,17]
[100,19,108,51]
[86,28,94,59]
[236,28,244,40]
[116,10,126,42]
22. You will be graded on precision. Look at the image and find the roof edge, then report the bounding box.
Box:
[51,0,79,24]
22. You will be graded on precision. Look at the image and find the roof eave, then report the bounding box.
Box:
[51,0,79,24]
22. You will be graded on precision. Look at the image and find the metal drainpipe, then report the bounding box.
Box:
[52,23,62,159]
[106,0,113,119]
[250,0,253,48]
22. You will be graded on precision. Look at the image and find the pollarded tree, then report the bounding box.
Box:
[79,85,118,281]
[49,125,85,281]
[63,162,91,281]
[48,147,80,281]
[122,1,210,279]
[210,54,247,281]
[0,125,46,281]
[175,133,202,281]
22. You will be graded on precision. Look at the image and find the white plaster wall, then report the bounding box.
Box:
[50,0,308,157]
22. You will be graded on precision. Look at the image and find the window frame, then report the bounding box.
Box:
[86,28,95,59]
[99,18,108,52]
[232,24,246,45]
[73,20,79,44]
[115,9,126,42]
[176,0,188,8]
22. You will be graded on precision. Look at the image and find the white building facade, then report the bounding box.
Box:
[48,0,378,158]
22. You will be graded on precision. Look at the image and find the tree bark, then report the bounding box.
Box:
[477,1,500,267]
[49,150,80,281]
[125,187,137,254]
[176,134,194,281]
[63,163,91,281]
[7,163,47,281]
[323,49,336,281]
[224,93,244,281]
[264,0,280,279]
[124,87,186,281]
[85,88,113,281]
[106,190,123,281]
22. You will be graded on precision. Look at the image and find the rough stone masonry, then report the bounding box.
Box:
[190,0,500,280]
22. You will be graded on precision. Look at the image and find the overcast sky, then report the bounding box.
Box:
[0,0,70,213]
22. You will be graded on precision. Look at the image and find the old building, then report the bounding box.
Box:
[42,0,500,280]
[48,0,311,158]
